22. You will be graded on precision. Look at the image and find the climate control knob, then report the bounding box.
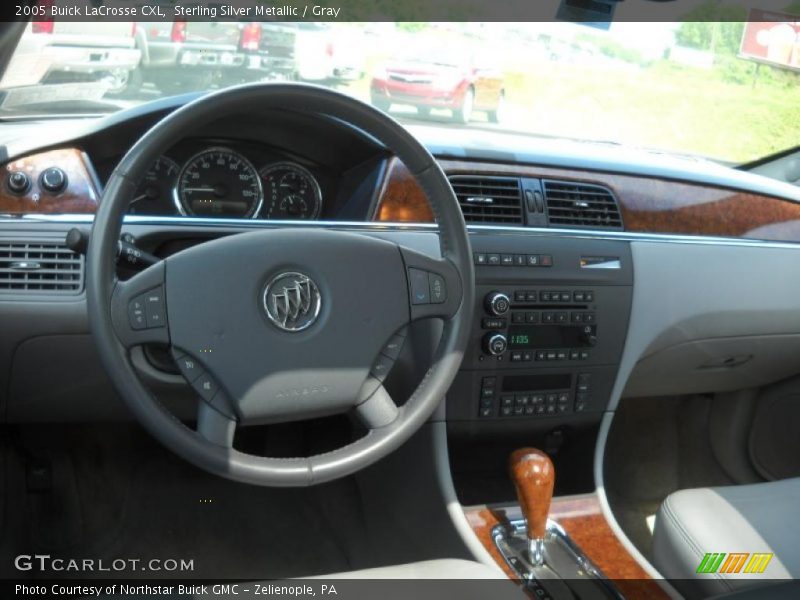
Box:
[485,291,511,316]
[40,167,67,194]
[483,332,508,356]
[6,171,30,194]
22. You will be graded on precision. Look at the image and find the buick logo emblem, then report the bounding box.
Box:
[263,272,321,332]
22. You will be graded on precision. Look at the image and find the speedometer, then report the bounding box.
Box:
[176,148,263,218]
[260,162,322,220]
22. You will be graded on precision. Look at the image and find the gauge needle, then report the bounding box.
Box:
[129,194,148,205]
[183,187,216,193]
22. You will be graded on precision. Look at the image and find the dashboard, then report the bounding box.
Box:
[3,94,800,434]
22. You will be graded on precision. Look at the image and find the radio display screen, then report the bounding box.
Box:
[508,325,589,349]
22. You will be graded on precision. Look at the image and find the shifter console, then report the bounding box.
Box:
[498,448,623,600]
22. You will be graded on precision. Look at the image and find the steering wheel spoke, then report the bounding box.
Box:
[400,247,463,321]
[110,262,170,348]
[355,384,399,430]
[197,401,237,448]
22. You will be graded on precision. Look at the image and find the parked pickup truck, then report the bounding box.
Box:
[24,21,141,94]
[257,23,366,84]
[131,21,267,94]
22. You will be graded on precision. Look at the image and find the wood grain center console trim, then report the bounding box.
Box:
[465,494,670,599]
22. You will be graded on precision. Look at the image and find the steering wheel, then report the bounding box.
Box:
[86,84,475,486]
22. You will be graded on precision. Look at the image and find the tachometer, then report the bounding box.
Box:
[130,156,179,215]
[260,162,322,220]
[176,148,263,218]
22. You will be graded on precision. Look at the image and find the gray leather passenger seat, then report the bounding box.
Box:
[653,478,800,599]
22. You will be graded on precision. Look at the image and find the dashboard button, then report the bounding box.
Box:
[540,255,553,267]
[7,171,30,194]
[474,253,487,265]
[40,167,67,194]
[526,254,540,266]
[487,254,501,266]
[501,254,514,265]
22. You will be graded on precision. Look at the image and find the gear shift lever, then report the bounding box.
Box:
[509,447,555,566]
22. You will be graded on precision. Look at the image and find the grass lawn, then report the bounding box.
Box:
[502,59,800,163]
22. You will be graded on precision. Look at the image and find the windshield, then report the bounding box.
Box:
[2,21,798,164]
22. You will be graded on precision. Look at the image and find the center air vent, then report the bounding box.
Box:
[543,180,623,230]
[449,175,524,224]
[0,240,84,294]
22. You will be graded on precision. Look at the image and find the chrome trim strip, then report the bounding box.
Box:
[581,258,622,270]
[7,214,800,250]
[491,517,624,599]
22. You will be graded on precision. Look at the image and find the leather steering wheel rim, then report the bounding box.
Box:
[87,83,474,486]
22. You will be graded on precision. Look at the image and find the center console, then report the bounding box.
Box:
[446,233,633,426]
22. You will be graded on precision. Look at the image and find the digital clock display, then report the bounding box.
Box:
[508,325,593,349]
[510,334,530,346]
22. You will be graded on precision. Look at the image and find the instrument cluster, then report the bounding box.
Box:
[128,143,325,220]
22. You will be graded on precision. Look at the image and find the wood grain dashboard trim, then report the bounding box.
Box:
[465,494,670,599]
[374,158,800,243]
[1,148,100,215]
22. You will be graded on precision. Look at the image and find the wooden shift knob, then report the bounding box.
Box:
[509,447,555,540]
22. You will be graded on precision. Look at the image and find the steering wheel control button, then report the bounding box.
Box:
[128,295,147,330]
[371,354,395,382]
[174,352,203,382]
[381,334,405,360]
[193,373,219,401]
[408,268,430,304]
[263,271,322,332]
[144,286,166,328]
[428,272,446,303]
[40,167,68,194]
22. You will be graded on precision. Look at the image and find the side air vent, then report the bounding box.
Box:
[449,175,524,224]
[543,180,623,230]
[0,241,84,294]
